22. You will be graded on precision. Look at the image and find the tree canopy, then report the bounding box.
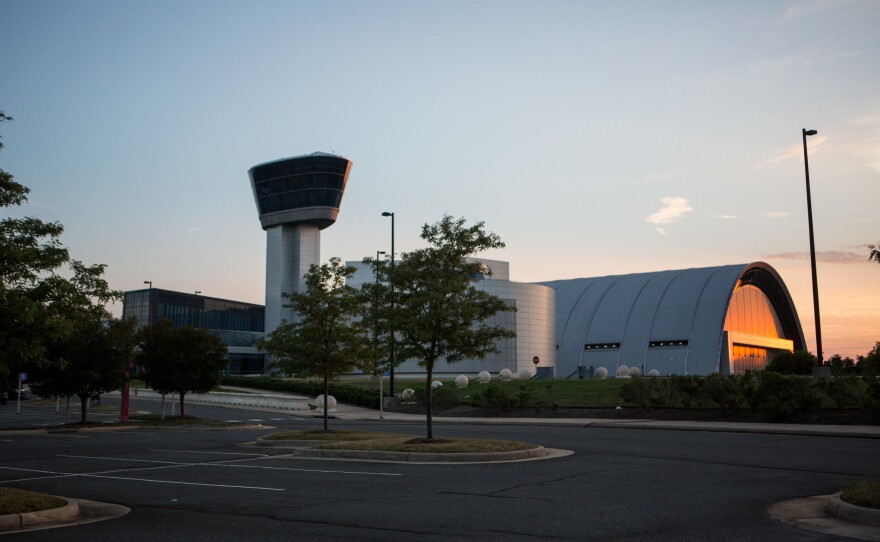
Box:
[389,215,516,439]
[870,243,879,265]
[137,319,229,416]
[259,258,369,430]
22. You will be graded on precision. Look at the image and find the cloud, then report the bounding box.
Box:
[780,0,842,22]
[185,227,203,234]
[763,251,868,264]
[715,215,738,220]
[645,196,693,234]
[756,135,829,169]
[763,211,791,218]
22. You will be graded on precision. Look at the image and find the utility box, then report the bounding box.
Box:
[536,367,554,380]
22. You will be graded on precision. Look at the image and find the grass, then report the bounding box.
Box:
[262,429,538,453]
[313,436,537,453]
[841,478,880,510]
[262,430,410,441]
[0,487,66,515]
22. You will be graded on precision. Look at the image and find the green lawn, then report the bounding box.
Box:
[0,487,65,515]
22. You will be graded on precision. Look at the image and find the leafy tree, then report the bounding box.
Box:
[389,216,516,440]
[30,316,135,423]
[859,341,880,376]
[0,112,70,386]
[137,319,229,416]
[766,350,816,375]
[358,255,393,378]
[869,243,879,265]
[258,258,369,430]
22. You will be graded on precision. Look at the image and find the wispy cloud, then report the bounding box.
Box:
[185,226,203,234]
[764,251,868,264]
[714,215,738,220]
[756,135,828,169]
[763,211,791,218]
[645,196,693,235]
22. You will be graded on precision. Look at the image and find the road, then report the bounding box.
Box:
[1,397,878,541]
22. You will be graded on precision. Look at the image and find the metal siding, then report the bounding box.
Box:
[646,347,688,375]
[650,267,718,343]
[686,265,747,375]
[557,277,618,377]
[585,273,653,344]
[617,270,680,369]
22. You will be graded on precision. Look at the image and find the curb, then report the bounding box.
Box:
[0,499,79,532]
[826,493,880,527]
[289,445,547,462]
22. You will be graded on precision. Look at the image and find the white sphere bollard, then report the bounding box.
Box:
[595,367,608,379]
[518,368,532,380]
[499,368,513,381]
[314,395,337,411]
[431,380,443,389]
[616,365,631,378]
[401,388,416,401]
[648,369,661,377]
[628,366,642,377]
[478,370,491,383]
[454,375,469,388]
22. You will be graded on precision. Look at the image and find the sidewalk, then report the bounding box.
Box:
[176,386,880,439]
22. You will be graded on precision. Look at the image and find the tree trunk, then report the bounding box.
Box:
[322,371,329,432]
[161,393,166,419]
[179,392,186,417]
[425,365,433,440]
[78,394,89,424]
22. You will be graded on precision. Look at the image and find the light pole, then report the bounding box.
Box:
[381,211,396,396]
[143,281,152,327]
[802,128,823,365]
[123,280,152,422]
[376,250,386,419]
[192,291,201,327]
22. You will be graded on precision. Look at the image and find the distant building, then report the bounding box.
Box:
[540,262,805,376]
[121,289,265,375]
[345,258,557,377]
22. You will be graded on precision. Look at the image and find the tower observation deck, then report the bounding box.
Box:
[249,152,352,334]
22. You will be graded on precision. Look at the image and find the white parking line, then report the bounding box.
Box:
[149,449,269,457]
[0,466,284,491]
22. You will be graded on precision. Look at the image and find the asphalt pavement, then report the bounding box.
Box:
[2,395,879,541]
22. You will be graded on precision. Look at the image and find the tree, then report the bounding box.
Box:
[870,243,880,265]
[137,320,229,416]
[0,112,70,387]
[389,216,516,440]
[30,316,135,423]
[358,255,393,378]
[766,350,816,375]
[258,258,369,431]
[859,341,880,376]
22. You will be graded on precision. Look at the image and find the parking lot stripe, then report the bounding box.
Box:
[149,449,269,457]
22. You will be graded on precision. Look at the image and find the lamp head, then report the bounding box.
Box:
[804,129,818,136]
[381,211,393,217]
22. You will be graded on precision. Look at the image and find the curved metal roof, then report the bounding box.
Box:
[540,262,805,376]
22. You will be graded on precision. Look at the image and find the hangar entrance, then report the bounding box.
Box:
[722,284,794,374]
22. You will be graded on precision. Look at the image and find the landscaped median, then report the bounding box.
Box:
[0,487,79,532]
[253,430,551,462]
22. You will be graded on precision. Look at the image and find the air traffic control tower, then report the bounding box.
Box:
[249,152,352,334]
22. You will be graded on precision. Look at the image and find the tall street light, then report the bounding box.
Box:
[381,211,396,396]
[802,128,823,365]
[143,281,153,327]
[124,280,152,422]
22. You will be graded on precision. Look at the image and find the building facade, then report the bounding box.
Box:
[540,262,805,377]
[346,258,557,377]
[121,289,266,375]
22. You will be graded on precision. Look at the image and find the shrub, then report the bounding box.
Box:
[751,372,821,421]
[620,377,666,410]
[472,385,518,411]
[221,376,380,409]
[766,351,816,375]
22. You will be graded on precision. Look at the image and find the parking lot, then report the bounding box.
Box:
[2,397,879,541]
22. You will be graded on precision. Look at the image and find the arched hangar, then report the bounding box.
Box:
[540,262,806,376]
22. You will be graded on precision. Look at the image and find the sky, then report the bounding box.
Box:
[1,0,878,359]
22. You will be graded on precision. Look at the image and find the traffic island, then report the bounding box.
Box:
[252,430,562,463]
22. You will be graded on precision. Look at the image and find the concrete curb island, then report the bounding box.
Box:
[0,499,79,532]
[253,435,550,462]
